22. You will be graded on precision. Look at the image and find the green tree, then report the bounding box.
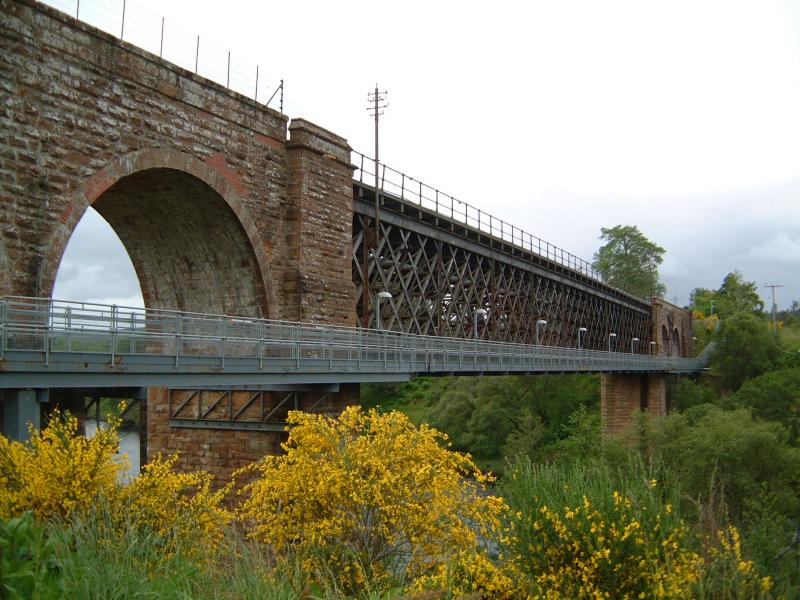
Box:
[689,271,764,319]
[712,313,780,391]
[777,300,800,326]
[667,377,717,412]
[592,225,666,298]
[426,374,599,465]
[659,406,800,523]
[727,367,800,444]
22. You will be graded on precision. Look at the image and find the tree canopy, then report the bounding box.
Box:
[712,312,780,391]
[689,271,764,318]
[592,225,666,298]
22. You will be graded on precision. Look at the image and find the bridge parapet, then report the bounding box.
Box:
[0,297,713,385]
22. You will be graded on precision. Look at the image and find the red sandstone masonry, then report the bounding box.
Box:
[651,298,693,358]
[601,373,667,436]
[1,0,359,481]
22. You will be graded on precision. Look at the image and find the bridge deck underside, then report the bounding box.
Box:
[353,185,652,352]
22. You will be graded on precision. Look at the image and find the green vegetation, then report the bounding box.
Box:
[359,267,800,596]
[362,373,599,473]
[690,271,765,319]
[591,224,667,297]
[711,313,781,391]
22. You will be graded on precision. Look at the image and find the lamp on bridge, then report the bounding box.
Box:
[578,327,588,350]
[536,319,547,345]
[631,337,640,353]
[473,308,488,340]
[650,341,657,355]
[608,332,617,351]
[375,291,393,330]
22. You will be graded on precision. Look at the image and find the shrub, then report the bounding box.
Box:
[121,453,232,552]
[712,313,780,392]
[659,407,800,524]
[501,458,704,598]
[237,406,508,593]
[0,411,123,520]
[0,410,230,563]
[693,526,774,599]
[726,367,800,443]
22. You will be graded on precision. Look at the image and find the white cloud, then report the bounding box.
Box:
[740,234,800,264]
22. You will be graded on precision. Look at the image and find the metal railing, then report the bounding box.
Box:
[0,297,712,380]
[39,0,284,112]
[353,152,647,300]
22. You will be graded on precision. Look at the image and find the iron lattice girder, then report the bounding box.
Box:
[353,188,652,351]
[167,388,337,427]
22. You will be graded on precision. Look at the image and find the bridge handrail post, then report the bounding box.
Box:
[295,325,301,368]
[110,304,117,365]
[132,311,140,354]
[65,306,72,353]
[221,316,226,369]
[383,329,387,370]
[400,173,405,201]
[43,298,50,367]
[258,320,264,369]
[175,313,182,368]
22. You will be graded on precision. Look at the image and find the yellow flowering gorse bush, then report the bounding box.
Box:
[121,453,232,550]
[0,411,123,520]
[237,406,508,592]
[412,549,524,599]
[515,491,703,599]
[702,526,774,598]
[0,409,229,557]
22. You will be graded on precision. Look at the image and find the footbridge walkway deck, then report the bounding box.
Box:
[0,298,714,389]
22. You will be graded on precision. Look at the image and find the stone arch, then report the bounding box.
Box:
[672,328,681,358]
[40,149,277,318]
[661,324,671,356]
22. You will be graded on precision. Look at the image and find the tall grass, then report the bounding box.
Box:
[500,452,684,526]
[44,504,295,599]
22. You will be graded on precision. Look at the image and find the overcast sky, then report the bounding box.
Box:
[48,0,800,310]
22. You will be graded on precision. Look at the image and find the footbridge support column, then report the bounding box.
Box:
[600,374,666,436]
[1,389,48,442]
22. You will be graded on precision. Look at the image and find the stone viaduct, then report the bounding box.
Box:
[0,0,693,481]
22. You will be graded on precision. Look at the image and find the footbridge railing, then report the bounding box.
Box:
[0,297,713,388]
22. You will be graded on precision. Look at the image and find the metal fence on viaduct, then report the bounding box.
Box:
[0,0,704,481]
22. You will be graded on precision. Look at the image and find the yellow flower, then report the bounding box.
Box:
[236,407,508,594]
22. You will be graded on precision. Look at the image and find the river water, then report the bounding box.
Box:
[85,419,141,480]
